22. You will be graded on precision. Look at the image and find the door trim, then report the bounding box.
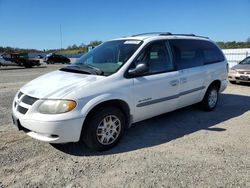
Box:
[136,86,205,107]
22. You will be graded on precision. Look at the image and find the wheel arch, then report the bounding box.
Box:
[208,80,221,90]
[201,79,221,101]
[82,98,132,130]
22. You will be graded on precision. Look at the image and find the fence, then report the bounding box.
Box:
[222,48,250,67]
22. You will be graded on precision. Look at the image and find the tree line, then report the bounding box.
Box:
[56,41,102,54]
[0,41,102,54]
[217,41,250,49]
[0,46,41,54]
[1,39,250,54]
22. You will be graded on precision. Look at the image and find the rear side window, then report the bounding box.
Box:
[170,39,203,70]
[200,41,225,64]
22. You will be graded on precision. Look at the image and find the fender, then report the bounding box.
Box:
[80,92,133,119]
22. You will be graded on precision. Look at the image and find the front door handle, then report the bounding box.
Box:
[180,77,187,84]
[170,80,179,86]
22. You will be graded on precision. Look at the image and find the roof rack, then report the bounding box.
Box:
[131,32,172,37]
[131,32,209,39]
[172,33,209,39]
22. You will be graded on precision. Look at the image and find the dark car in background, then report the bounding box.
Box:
[1,53,40,68]
[44,53,70,64]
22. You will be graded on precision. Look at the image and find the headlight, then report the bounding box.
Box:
[38,100,76,114]
[229,69,237,74]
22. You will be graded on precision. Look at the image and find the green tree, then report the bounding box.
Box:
[89,41,102,47]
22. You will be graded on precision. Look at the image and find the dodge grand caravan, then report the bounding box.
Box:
[12,32,228,151]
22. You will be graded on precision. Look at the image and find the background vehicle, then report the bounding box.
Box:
[36,55,44,59]
[228,56,250,84]
[1,53,41,68]
[0,55,16,66]
[44,53,70,64]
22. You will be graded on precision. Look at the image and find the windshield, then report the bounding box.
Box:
[71,40,142,75]
[240,57,250,64]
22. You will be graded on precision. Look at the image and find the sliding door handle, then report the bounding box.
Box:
[180,77,187,84]
[170,80,179,86]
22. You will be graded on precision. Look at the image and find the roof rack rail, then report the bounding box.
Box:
[172,33,209,39]
[131,32,209,39]
[173,33,196,36]
[131,32,172,37]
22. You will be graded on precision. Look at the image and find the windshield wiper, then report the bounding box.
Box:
[60,65,104,75]
[85,64,104,75]
[60,66,92,74]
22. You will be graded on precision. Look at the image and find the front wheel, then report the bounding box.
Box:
[200,85,219,111]
[81,106,126,151]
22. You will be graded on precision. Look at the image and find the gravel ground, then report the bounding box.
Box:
[0,65,250,188]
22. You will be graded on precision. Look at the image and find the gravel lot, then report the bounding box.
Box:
[0,65,250,188]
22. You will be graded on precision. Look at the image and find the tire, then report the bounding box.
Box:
[200,85,219,111]
[229,80,236,84]
[81,106,126,151]
[24,63,32,68]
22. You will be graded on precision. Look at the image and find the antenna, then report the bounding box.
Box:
[60,24,63,49]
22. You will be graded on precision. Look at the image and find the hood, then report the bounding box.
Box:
[232,64,250,71]
[21,70,105,99]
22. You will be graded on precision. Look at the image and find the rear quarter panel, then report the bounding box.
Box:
[202,60,228,95]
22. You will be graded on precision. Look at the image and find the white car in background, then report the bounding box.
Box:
[12,32,228,151]
[0,55,16,66]
[228,56,250,84]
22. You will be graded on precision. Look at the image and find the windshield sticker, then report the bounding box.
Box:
[124,41,141,45]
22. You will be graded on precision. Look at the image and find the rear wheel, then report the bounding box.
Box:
[24,62,32,68]
[81,106,125,151]
[200,85,219,111]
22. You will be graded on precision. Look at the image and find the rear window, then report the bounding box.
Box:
[170,39,225,70]
[200,41,225,64]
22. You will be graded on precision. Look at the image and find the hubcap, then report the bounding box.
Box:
[208,89,218,108]
[96,115,121,145]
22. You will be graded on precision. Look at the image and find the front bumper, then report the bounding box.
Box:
[228,72,250,83]
[11,91,87,143]
[12,112,84,143]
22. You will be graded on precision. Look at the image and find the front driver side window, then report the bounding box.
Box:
[135,41,174,74]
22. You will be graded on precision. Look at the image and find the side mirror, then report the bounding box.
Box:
[128,63,149,76]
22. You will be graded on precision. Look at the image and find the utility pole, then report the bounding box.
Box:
[60,24,63,50]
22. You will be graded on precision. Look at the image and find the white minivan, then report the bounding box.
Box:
[12,33,228,151]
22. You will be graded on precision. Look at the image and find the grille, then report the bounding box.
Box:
[17,105,28,114]
[15,93,38,115]
[22,95,38,105]
[18,91,23,98]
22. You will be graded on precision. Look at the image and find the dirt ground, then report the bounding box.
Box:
[0,65,250,188]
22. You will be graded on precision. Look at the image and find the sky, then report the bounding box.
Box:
[0,0,249,50]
